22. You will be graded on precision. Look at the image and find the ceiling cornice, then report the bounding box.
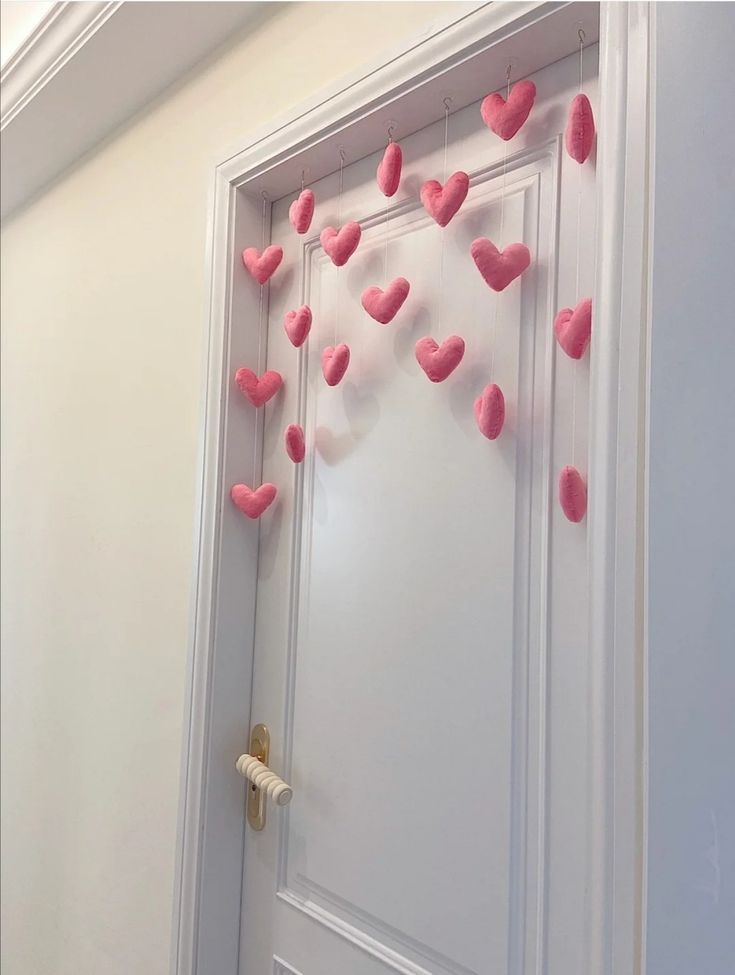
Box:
[0,1,267,220]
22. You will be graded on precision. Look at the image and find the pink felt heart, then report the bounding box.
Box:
[289,189,315,234]
[554,298,592,359]
[559,466,587,523]
[566,93,595,164]
[320,222,362,266]
[420,172,469,227]
[234,368,283,407]
[470,238,531,291]
[415,335,465,383]
[480,79,536,141]
[321,344,351,386]
[241,245,283,284]
[377,142,402,197]
[361,277,410,324]
[474,383,506,440]
[284,305,312,347]
[230,483,277,519]
[284,423,305,463]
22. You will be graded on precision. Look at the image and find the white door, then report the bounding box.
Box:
[239,45,598,975]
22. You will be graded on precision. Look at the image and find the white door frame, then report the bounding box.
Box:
[171,4,651,974]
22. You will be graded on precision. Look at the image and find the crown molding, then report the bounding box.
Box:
[0,1,267,220]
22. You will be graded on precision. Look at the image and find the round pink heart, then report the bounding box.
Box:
[415,335,465,383]
[566,93,595,164]
[559,466,587,523]
[361,277,410,324]
[377,142,402,197]
[241,245,283,284]
[234,368,283,407]
[480,79,536,141]
[470,238,531,291]
[284,305,312,347]
[474,383,505,440]
[289,189,315,234]
[420,172,469,227]
[554,298,592,359]
[284,423,305,463]
[321,344,350,386]
[230,483,277,519]
[320,223,361,266]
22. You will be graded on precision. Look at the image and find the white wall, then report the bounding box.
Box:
[0,5,459,974]
[646,4,735,974]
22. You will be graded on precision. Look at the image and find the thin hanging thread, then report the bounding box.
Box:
[571,30,585,466]
[384,124,394,281]
[490,66,512,379]
[334,148,346,346]
[438,98,451,337]
[253,191,268,478]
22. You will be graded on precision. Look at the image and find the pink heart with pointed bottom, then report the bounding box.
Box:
[474,383,505,440]
[377,142,402,197]
[321,344,351,386]
[566,93,595,164]
[234,368,283,407]
[284,424,305,463]
[420,172,469,227]
[415,335,465,383]
[241,245,283,284]
[481,79,536,140]
[559,466,587,523]
[231,482,277,519]
[284,305,312,347]
[289,189,315,234]
[361,277,410,324]
[320,222,361,266]
[471,238,531,291]
[555,298,592,359]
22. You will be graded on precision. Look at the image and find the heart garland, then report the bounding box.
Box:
[284,424,305,463]
[470,238,531,292]
[415,335,465,383]
[284,305,312,348]
[289,189,315,234]
[559,466,587,523]
[481,79,536,141]
[361,277,410,325]
[320,223,362,266]
[231,483,277,519]
[474,383,505,440]
[420,172,469,227]
[321,344,351,386]
[235,368,283,407]
[241,245,283,284]
[566,93,595,164]
[377,142,402,197]
[555,298,592,359]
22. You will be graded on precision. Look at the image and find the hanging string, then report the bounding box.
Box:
[571,28,585,466]
[489,66,513,380]
[334,147,346,346]
[254,190,268,478]
[437,97,451,337]
[384,123,394,282]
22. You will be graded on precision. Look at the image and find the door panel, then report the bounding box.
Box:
[241,46,598,975]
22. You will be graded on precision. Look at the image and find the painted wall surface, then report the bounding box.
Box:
[646,4,735,974]
[0,5,459,974]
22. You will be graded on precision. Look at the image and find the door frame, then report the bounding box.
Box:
[171,4,652,974]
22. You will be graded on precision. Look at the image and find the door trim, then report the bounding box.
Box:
[171,4,651,973]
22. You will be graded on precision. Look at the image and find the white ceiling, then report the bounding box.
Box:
[1,1,55,68]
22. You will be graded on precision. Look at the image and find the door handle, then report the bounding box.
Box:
[236,723,292,830]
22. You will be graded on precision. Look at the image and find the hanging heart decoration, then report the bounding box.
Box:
[231,483,278,519]
[377,142,402,197]
[321,344,351,386]
[415,335,465,383]
[284,424,305,463]
[320,222,362,266]
[241,245,283,284]
[361,277,410,324]
[284,305,312,348]
[565,94,595,164]
[289,189,315,234]
[559,466,587,523]
[234,368,283,407]
[420,172,470,227]
[470,238,531,291]
[474,383,506,440]
[554,298,592,359]
[480,79,536,141]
